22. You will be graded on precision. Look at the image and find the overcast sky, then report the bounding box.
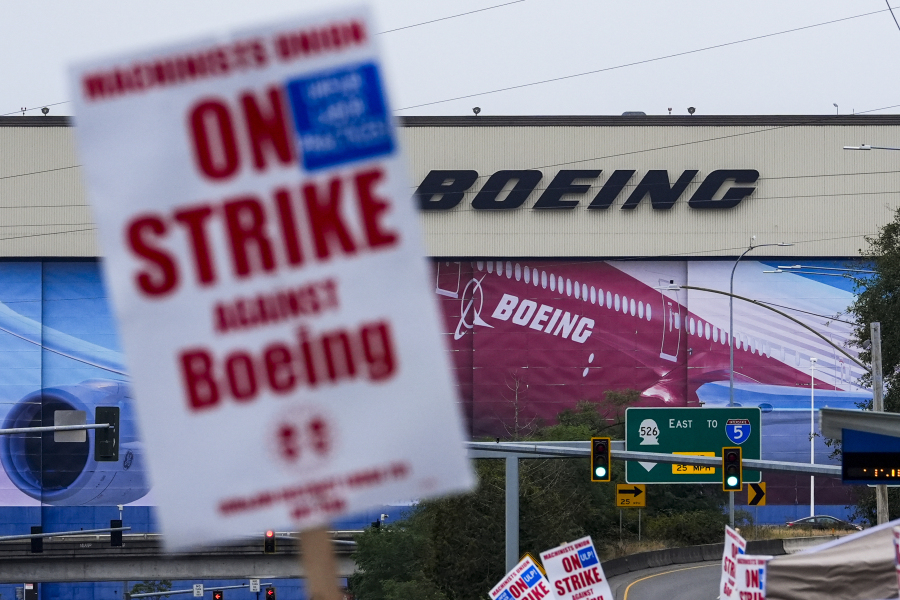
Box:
[3,0,900,118]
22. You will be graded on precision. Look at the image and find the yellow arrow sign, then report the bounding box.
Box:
[748,482,766,506]
[616,484,646,508]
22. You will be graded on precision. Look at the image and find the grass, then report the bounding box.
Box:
[737,525,857,540]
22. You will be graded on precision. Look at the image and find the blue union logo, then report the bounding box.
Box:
[286,62,394,171]
[725,419,751,444]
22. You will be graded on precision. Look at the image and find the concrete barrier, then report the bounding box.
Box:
[604,537,803,578]
[781,535,839,554]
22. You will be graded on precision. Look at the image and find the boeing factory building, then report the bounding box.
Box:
[1,113,898,596]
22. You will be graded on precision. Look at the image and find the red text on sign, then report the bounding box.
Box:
[509,580,549,600]
[562,554,583,573]
[553,567,603,595]
[179,319,397,411]
[189,87,294,180]
[273,20,366,63]
[275,414,331,463]
[724,556,736,578]
[213,277,338,334]
[81,39,268,102]
[127,167,397,296]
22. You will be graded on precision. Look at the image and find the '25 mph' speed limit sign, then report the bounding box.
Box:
[70,6,474,550]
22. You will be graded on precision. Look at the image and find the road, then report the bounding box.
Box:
[607,561,721,600]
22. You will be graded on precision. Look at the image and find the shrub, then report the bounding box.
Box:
[645,510,729,546]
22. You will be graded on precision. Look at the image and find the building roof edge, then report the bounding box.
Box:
[398,114,900,127]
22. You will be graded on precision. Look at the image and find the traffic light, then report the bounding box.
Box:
[722,446,742,491]
[591,437,611,482]
[110,519,123,547]
[265,587,276,600]
[30,526,42,554]
[264,530,276,553]
[212,591,223,600]
[94,406,120,461]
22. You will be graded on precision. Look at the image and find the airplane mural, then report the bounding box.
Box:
[0,258,869,513]
[434,258,869,508]
[0,261,148,507]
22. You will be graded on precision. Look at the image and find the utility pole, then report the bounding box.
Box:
[872,322,889,525]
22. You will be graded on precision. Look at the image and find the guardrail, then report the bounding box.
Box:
[0,532,358,582]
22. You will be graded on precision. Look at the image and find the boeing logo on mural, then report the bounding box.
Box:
[416,169,759,211]
[725,419,751,445]
[453,276,493,340]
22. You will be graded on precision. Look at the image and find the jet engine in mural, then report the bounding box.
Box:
[0,297,149,506]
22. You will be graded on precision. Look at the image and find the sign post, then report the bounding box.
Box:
[625,408,761,484]
[69,6,474,593]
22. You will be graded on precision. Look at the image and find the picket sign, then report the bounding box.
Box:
[540,536,613,600]
[733,555,771,600]
[490,555,552,600]
[69,5,474,595]
[719,526,747,600]
[893,526,900,593]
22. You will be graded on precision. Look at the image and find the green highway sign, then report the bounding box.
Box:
[625,407,761,484]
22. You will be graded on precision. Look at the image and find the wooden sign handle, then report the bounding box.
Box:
[299,526,343,600]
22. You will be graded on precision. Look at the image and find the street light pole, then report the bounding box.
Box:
[727,237,792,527]
[871,322,889,525]
[842,143,894,521]
[729,238,794,406]
[810,357,817,518]
[843,144,900,151]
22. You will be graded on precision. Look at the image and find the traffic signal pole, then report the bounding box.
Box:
[505,456,519,573]
[872,322,890,525]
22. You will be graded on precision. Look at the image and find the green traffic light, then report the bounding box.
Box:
[595,466,608,478]
[726,475,739,488]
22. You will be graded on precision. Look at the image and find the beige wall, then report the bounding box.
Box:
[0,118,97,256]
[3,115,900,258]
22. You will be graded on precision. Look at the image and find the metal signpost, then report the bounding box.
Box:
[617,483,646,541]
[625,408,761,484]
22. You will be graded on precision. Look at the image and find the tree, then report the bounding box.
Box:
[351,393,732,600]
[844,208,900,524]
[848,207,900,412]
[128,581,172,599]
